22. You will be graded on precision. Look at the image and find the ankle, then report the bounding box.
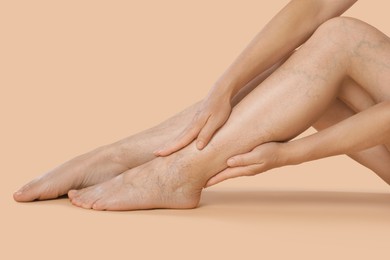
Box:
[165,143,220,186]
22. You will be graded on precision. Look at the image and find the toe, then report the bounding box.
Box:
[13,180,42,202]
[93,196,125,211]
[79,194,100,209]
[70,193,87,207]
[67,190,77,200]
[71,196,83,207]
[69,189,90,207]
[71,200,80,207]
[69,185,103,209]
[13,190,24,202]
[80,202,93,209]
[92,199,106,211]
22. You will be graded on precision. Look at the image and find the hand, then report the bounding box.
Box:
[205,142,285,187]
[154,89,232,156]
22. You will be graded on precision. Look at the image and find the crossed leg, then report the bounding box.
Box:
[64,17,390,210]
[12,55,279,202]
[14,17,390,206]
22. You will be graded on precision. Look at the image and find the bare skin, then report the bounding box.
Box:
[13,0,390,210]
[15,0,361,203]
[156,0,359,156]
[14,48,389,204]
[207,77,390,186]
[12,61,278,202]
[63,17,390,210]
[206,99,390,187]
[12,103,198,201]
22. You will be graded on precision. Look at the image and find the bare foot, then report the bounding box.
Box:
[13,145,130,202]
[13,103,200,203]
[68,155,204,211]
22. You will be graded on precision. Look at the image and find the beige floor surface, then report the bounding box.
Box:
[1,1,390,259]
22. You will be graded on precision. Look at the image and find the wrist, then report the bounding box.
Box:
[212,76,240,98]
[208,82,235,103]
[281,141,305,166]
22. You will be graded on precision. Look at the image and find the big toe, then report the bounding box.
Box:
[13,181,42,202]
[70,186,102,209]
[67,189,78,200]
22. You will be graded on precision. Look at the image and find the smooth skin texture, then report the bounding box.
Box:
[66,17,390,210]
[155,0,358,156]
[15,0,358,201]
[208,77,390,186]
[13,48,388,204]
[13,1,390,210]
[12,56,282,202]
[206,99,390,186]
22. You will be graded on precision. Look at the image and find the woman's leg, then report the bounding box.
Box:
[312,99,390,182]
[13,51,284,202]
[68,17,390,210]
[205,94,390,187]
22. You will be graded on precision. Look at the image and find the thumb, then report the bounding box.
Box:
[204,166,247,187]
[205,164,266,188]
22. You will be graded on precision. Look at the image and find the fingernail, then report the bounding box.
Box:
[196,141,204,150]
[227,158,235,166]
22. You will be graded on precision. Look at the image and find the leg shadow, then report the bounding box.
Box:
[172,189,390,223]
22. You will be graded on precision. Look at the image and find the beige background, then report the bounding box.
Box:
[1,0,390,259]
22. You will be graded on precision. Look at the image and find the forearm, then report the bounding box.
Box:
[286,102,390,165]
[214,0,357,98]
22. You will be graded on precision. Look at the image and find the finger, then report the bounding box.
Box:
[155,123,203,156]
[196,115,227,150]
[227,150,262,167]
[205,164,264,187]
[205,168,240,187]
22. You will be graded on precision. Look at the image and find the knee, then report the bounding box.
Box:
[312,17,368,47]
